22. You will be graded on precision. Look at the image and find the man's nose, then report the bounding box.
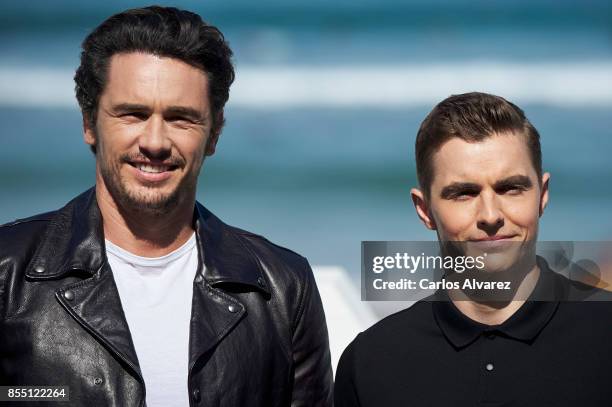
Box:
[139,115,171,159]
[476,191,504,234]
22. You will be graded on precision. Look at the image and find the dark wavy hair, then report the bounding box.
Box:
[74,6,235,153]
[415,92,542,198]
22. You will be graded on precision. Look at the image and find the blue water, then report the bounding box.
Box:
[1,0,611,275]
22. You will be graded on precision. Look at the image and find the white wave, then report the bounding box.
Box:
[0,62,611,109]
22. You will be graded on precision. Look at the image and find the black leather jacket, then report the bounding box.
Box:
[0,188,333,406]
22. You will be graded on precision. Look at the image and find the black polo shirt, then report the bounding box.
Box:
[335,259,612,407]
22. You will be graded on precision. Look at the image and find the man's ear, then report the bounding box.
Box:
[539,172,550,217]
[411,187,436,230]
[205,111,224,156]
[83,115,96,147]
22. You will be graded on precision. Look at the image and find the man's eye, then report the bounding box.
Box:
[453,191,477,200]
[122,112,147,120]
[169,116,201,125]
[501,186,525,195]
[168,116,190,123]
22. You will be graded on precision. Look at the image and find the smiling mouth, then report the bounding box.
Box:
[470,235,517,242]
[128,162,179,173]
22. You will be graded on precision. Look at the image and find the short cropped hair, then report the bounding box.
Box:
[74,6,235,152]
[415,92,542,198]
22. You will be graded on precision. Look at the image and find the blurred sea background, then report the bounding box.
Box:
[1,0,611,279]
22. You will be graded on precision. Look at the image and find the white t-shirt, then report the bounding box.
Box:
[106,233,198,407]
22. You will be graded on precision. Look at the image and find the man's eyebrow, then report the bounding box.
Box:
[440,182,481,199]
[164,106,207,122]
[111,103,151,113]
[494,175,533,190]
[439,176,534,199]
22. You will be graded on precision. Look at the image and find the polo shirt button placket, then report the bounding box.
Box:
[478,328,501,404]
[483,332,495,374]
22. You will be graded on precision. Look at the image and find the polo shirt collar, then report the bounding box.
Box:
[433,256,560,348]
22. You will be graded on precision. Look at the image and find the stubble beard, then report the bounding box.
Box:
[99,153,195,217]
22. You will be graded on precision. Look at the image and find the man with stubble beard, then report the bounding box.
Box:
[335,92,612,407]
[0,6,332,407]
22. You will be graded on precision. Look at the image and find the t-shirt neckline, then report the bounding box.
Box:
[104,232,197,268]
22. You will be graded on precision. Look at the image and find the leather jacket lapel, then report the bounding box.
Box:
[56,263,144,382]
[188,281,245,372]
[187,203,268,374]
[194,202,271,294]
[25,188,144,384]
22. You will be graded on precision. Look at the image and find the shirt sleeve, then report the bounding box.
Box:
[334,337,362,407]
[290,260,334,407]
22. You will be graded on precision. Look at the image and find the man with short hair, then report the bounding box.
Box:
[0,6,332,406]
[334,92,612,406]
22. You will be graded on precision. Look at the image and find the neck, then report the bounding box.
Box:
[450,261,541,326]
[96,179,196,258]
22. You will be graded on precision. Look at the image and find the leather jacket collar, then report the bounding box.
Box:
[24,187,270,296]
